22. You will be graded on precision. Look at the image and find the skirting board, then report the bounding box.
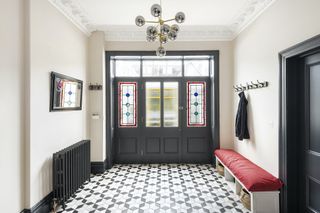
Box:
[91,158,109,174]
[21,192,53,213]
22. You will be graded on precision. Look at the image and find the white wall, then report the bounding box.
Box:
[233,0,320,176]
[28,0,88,207]
[88,32,106,162]
[105,41,234,149]
[0,0,25,212]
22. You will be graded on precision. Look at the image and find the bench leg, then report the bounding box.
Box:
[235,180,242,195]
[224,169,234,182]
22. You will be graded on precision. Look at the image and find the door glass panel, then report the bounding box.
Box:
[187,81,206,127]
[118,82,137,127]
[143,60,182,77]
[146,82,161,127]
[164,82,179,127]
[184,60,209,76]
[115,60,140,77]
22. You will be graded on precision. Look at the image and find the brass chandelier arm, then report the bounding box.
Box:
[145,20,160,24]
[163,18,175,23]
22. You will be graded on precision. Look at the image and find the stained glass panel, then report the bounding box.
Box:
[187,82,206,127]
[119,82,137,127]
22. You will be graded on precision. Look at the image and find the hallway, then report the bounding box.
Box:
[58,164,248,213]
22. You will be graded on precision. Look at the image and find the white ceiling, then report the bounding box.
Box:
[48,0,276,41]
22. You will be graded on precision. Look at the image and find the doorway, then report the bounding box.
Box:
[106,51,220,165]
[279,35,320,213]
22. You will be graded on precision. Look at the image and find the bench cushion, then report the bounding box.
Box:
[214,149,283,192]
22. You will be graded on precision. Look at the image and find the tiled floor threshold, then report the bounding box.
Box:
[57,164,249,213]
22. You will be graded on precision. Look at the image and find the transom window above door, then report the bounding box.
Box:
[111,55,213,77]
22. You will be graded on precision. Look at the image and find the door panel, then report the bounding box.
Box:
[118,138,138,154]
[187,137,208,153]
[114,79,142,163]
[182,79,211,163]
[141,79,182,163]
[309,64,320,153]
[164,138,179,153]
[303,53,320,213]
[307,177,320,211]
[145,137,161,154]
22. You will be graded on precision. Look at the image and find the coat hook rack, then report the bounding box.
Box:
[233,80,268,92]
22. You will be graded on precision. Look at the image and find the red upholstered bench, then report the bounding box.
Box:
[214,149,283,213]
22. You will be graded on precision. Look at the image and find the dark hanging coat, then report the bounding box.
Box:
[235,91,250,140]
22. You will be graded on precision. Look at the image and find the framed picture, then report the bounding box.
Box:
[50,72,83,111]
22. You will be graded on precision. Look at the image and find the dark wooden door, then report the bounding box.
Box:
[114,78,212,163]
[182,78,212,163]
[140,78,183,163]
[302,53,320,213]
[114,78,142,163]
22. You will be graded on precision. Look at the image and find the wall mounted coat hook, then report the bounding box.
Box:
[257,80,265,88]
[240,84,247,91]
[251,81,258,88]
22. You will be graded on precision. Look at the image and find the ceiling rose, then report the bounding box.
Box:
[135,0,185,57]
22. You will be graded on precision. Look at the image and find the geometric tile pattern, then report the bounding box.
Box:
[57,164,249,213]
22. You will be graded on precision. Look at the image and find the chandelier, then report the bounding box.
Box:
[135,1,186,57]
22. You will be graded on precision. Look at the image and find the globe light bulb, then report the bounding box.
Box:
[168,31,177,41]
[146,35,157,42]
[170,24,180,33]
[146,26,158,36]
[160,24,170,35]
[160,35,168,44]
[135,16,145,27]
[151,4,162,17]
[175,12,185,23]
[156,46,166,57]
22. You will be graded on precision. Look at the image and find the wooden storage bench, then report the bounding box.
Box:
[214,149,283,213]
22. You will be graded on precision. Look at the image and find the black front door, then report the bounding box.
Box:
[114,78,211,164]
[301,53,320,212]
[141,79,182,163]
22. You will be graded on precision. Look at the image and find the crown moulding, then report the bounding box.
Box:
[48,0,276,41]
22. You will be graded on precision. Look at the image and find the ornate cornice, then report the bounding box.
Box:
[48,0,276,41]
[230,0,276,38]
[48,0,94,36]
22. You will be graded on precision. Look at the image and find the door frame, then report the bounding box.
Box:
[279,34,320,213]
[105,50,220,167]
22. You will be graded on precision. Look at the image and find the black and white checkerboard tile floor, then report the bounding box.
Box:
[57,164,249,213]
